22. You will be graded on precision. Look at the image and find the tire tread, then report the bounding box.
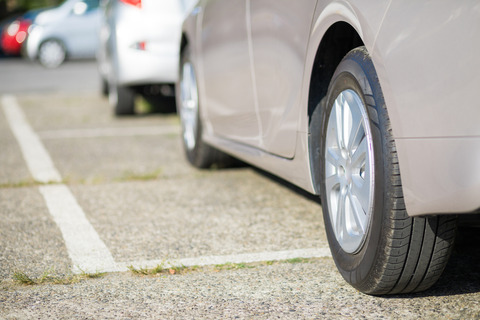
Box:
[374,78,456,294]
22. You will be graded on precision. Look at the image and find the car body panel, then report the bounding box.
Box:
[395,137,480,215]
[97,0,195,87]
[371,1,480,215]
[0,9,47,56]
[182,0,480,216]
[374,1,480,139]
[200,0,260,145]
[1,18,31,55]
[250,0,317,158]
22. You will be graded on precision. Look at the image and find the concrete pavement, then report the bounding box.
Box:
[1,60,479,319]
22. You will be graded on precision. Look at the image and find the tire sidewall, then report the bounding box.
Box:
[319,47,388,290]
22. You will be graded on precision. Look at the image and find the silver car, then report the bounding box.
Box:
[25,0,101,68]
[178,1,480,295]
[97,0,195,115]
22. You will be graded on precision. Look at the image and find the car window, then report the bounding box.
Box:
[84,0,100,11]
[72,0,100,15]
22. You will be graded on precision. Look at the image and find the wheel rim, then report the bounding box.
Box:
[39,40,65,68]
[180,61,199,151]
[324,89,375,254]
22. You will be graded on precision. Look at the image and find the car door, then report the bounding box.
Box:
[249,0,317,158]
[200,0,261,146]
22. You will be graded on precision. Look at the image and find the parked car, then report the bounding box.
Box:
[25,0,101,68]
[0,9,45,56]
[97,0,195,115]
[1,17,30,56]
[178,1,480,295]
[0,14,20,56]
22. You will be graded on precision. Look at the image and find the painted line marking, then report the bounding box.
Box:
[2,94,331,275]
[117,248,332,272]
[38,125,180,140]
[39,184,118,273]
[1,94,61,183]
[2,94,116,273]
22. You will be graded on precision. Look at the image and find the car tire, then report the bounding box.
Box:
[109,82,135,116]
[101,77,109,97]
[178,46,234,168]
[313,46,457,295]
[38,39,66,68]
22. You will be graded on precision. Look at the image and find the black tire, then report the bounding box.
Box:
[38,39,66,68]
[101,77,109,97]
[312,46,456,295]
[109,82,135,116]
[177,46,234,168]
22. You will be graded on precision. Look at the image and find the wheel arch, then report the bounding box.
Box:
[37,37,68,59]
[179,5,201,61]
[307,21,363,194]
[307,21,363,123]
[180,33,189,59]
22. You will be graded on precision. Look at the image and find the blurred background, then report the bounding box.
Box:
[1,0,100,60]
[0,0,62,18]
[0,0,193,115]
[1,0,62,58]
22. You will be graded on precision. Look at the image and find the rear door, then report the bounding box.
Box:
[200,0,261,146]
[249,0,317,158]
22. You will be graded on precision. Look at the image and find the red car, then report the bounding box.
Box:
[1,17,31,55]
[0,9,45,56]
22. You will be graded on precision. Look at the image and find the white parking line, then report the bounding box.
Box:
[38,125,180,140]
[2,94,331,275]
[2,94,116,273]
[1,95,61,183]
[40,185,118,273]
[118,248,332,272]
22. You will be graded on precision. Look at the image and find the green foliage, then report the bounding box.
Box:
[128,263,197,276]
[12,271,36,285]
[3,0,64,14]
[214,262,254,271]
[116,169,163,182]
[12,268,105,286]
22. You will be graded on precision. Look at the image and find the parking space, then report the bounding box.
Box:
[1,91,328,278]
[72,171,327,263]
[0,187,71,279]
[1,60,480,319]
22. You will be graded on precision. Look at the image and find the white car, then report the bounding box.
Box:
[178,0,480,295]
[25,0,101,68]
[97,0,195,115]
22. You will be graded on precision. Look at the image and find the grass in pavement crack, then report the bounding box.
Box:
[12,268,106,286]
[127,258,318,277]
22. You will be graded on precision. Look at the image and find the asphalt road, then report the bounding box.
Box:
[1,57,480,319]
[0,57,100,94]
